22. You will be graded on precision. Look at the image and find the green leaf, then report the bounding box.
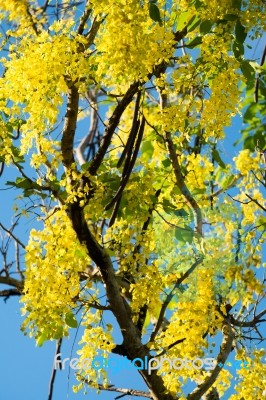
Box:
[186,36,202,48]
[257,217,266,231]
[240,60,255,81]
[74,248,87,259]
[162,158,171,167]
[200,20,213,34]
[235,20,247,44]
[141,140,154,159]
[36,332,48,347]
[81,161,91,171]
[192,187,206,194]
[149,2,162,25]
[244,132,266,151]
[174,208,189,218]
[162,198,176,213]
[65,312,78,328]
[175,225,194,244]
[6,177,32,190]
[243,103,259,122]
[220,174,235,190]
[212,149,226,169]
[53,326,64,340]
[194,0,202,10]
[234,0,242,10]
[187,15,201,33]
[224,14,238,21]
[176,11,192,31]
[233,41,244,58]
[10,145,24,163]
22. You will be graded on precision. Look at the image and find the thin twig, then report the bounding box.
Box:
[48,339,62,400]
[0,223,25,249]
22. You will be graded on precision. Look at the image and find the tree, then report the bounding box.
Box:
[0,1,265,399]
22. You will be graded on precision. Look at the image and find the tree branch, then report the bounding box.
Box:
[88,82,140,176]
[80,377,152,398]
[75,91,98,165]
[68,201,175,400]
[228,309,266,327]
[108,117,146,226]
[77,2,92,35]
[0,276,24,291]
[61,83,79,169]
[48,339,62,400]
[0,288,21,300]
[0,222,26,249]
[245,193,266,212]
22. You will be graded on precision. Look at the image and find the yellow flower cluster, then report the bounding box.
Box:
[0,120,13,164]
[91,0,175,88]
[234,149,261,175]
[75,311,115,390]
[0,0,37,34]
[21,209,91,342]
[200,61,241,138]
[184,153,214,192]
[229,350,266,400]
[0,23,92,153]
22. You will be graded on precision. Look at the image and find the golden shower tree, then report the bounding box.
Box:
[0,1,265,399]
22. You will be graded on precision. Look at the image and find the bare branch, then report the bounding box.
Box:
[0,276,24,291]
[228,309,266,327]
[0,288,21,300]
[77,2,92,35]
[48,339,62,400]
[89,82,140,176]
[80,377,152,398]
[107,117,146,227]
[0,222,26,249]
[245,193,266,212]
